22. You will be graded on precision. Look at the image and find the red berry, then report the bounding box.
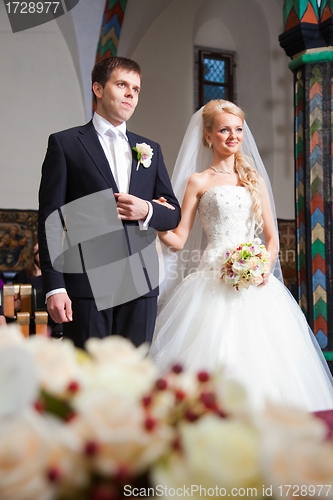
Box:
[184,409,199,422]
[65,411,77,422]
[115,464,131,481]
[141,395,152,408]
[33,400,44,413]
[155,378,168,390]
[144,416,156,431]
[197,371,210,383]
[91,485,117,500]
[200,391,217,410]
[67,381,80,393]
[85,441,99,456]
[47,467,61,482]
[172,436,182,451]
[171,363,183,374]
[175,389,186,402]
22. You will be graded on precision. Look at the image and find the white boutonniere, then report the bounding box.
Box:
[132,142,154,170]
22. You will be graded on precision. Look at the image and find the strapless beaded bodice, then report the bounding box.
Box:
[198,185,255,271]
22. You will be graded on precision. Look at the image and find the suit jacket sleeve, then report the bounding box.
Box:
[38,133,68,295]
[146,143,181,231]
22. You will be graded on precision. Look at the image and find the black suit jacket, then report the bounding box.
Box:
[38,120,181,299]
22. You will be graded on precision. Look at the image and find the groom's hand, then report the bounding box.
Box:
[47,292,73,323]
[115,193,149,221]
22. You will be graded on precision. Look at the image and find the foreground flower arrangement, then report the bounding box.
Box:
[0,325,333,500]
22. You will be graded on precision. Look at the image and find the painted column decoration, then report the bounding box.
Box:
[96,0,128,62]
[279,0,333,351]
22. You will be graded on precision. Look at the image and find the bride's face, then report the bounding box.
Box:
[207,113,244,157]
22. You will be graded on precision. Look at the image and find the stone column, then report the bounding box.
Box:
[279,0,333,351]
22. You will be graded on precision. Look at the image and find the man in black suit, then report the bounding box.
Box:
[38,56,181,348]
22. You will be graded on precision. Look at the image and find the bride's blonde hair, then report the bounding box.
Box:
[202,99,263,231]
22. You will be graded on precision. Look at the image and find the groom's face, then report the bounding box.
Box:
[93,68,141,126]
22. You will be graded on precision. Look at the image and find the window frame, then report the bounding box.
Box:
[196,47,235,108]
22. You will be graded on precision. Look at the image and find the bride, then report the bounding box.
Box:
[149,99,333,412]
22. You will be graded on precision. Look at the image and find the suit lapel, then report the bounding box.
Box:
[127,131,140,195]
[77,121,118,192]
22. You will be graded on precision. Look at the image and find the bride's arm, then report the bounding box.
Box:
[158,174,200,251]
[259,177,279,279]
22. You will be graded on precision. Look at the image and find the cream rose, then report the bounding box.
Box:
[0,324,25,349]
[0,409,55,500]
[259,403,333,496]
[85,336,157,399]
[215,374,249,416]
[87,361,157,400]
[25,336,87,397]
[152,415,264,499]
[86,335,149,365]
[70,390,172,476]
[45,415,88,496]
[0,346,39,418]
[262,437,333,498]
[259,402,327,440]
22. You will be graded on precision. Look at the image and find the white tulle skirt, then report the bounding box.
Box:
[150,270,333,412]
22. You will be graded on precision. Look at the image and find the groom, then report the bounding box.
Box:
[38,56,181,348]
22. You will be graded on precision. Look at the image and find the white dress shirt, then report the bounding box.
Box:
[93,113,132,193]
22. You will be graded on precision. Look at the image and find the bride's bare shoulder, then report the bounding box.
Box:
[185,170,214,198]
[188,169,212,185]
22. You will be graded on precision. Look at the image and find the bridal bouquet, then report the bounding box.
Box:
[221,238,270,290]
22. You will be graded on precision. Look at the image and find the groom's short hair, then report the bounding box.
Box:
[91,56,142,89]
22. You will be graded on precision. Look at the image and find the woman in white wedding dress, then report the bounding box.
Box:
[149,99,333,412]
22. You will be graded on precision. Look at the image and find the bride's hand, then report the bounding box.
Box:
[259,273,270,286]
[153,197,175,210]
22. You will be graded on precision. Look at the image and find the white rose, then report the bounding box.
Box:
[0,346,39,418]
[259,403,333,497]
[0,324,25,349]
[153,415,264,499]
[151,453,195,500]
[262,437,333,498]
[259,402,327,441]
[70,390,172,476]
[87,361,157,400]
[0,409,55,500]
[85,337,158,399]
[251,275,264,286]
[238,277,250,289]
[45,415,88,496]
[86,335,149,365]
[25,336,87,397]
[215,374,249,416]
